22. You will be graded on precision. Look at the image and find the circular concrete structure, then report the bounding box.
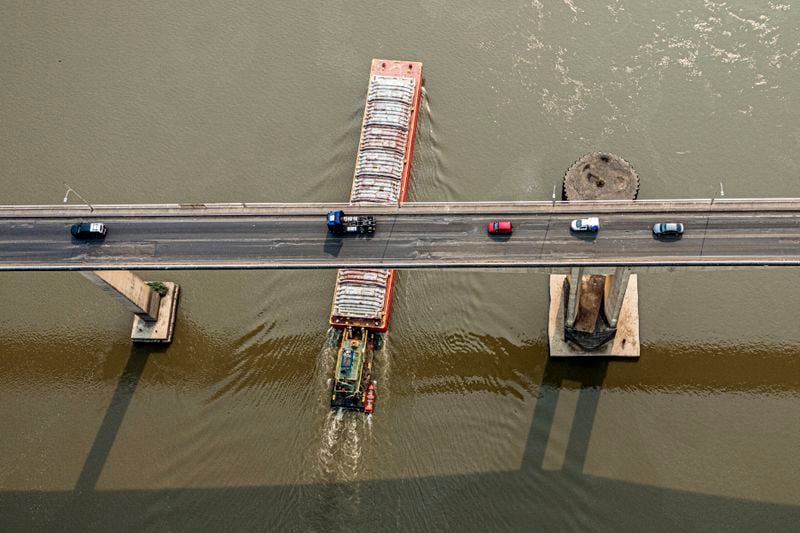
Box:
[563,152,639,201]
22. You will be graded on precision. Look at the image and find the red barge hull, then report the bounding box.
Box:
[330,59,422,333]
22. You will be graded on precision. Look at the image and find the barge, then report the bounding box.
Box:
[329,59,422,412]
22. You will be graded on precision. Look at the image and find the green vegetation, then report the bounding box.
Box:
[147,281,169,296]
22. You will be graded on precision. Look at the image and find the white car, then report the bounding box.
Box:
[570,217,600,232]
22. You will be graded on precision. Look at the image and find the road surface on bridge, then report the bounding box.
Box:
[2,208,800,270]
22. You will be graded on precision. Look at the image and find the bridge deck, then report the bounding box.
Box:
[3,209,800,270]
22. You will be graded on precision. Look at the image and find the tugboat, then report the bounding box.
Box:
[330,327,376,411]
[364,383,376,414]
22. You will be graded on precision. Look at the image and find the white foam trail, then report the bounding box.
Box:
[420,87,433,140]
[316,410,364,482]
[373,341,389,408]
[317,408,346,476]
[326,327,342,349]
[340,416,362,480]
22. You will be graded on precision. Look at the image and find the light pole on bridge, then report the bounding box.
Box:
[63,182,94,212]
[712,182,725,204]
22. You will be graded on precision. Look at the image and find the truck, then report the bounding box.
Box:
[327,210,376,235]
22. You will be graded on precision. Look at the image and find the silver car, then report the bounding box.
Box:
[652,222,684,237]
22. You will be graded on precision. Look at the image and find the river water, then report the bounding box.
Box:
[2,1,800,530]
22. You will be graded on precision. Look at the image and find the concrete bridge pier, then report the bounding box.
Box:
[548,269,639,357]
[564,267,583,328]
[604,267,632,328]
[81,271,179,343]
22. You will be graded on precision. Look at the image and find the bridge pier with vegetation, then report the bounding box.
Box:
[81,271,179,343]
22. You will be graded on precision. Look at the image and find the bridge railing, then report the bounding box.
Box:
[4,198,800,218]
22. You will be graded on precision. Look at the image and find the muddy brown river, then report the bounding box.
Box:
[2,1,800,530]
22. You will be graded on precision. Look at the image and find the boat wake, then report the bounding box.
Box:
[317,408,364,483]
[412,85,448,199]
[307,408,364,523]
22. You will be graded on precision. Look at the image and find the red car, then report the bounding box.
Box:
[488,221,513,235]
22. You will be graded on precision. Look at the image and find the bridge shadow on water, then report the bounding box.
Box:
[74,345,155,495]
[5,350,800,531]
[523,358,610,478]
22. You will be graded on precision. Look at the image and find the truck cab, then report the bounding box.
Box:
[327,211,343,230]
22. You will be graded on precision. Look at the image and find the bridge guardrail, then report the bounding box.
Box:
[3,198,800,218]
[3,258,800,272]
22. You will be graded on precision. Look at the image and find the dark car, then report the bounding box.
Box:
[488,221,513,235]
[70,222,107,239]
[652,222,684,237]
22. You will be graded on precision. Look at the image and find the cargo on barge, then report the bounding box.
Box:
[329,59,422,412]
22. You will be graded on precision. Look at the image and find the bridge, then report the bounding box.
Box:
[3,54,792,354]
[3,199,800,271]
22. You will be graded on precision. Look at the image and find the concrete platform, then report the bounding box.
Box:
[548,274,639,357]
[131,282,179,343]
